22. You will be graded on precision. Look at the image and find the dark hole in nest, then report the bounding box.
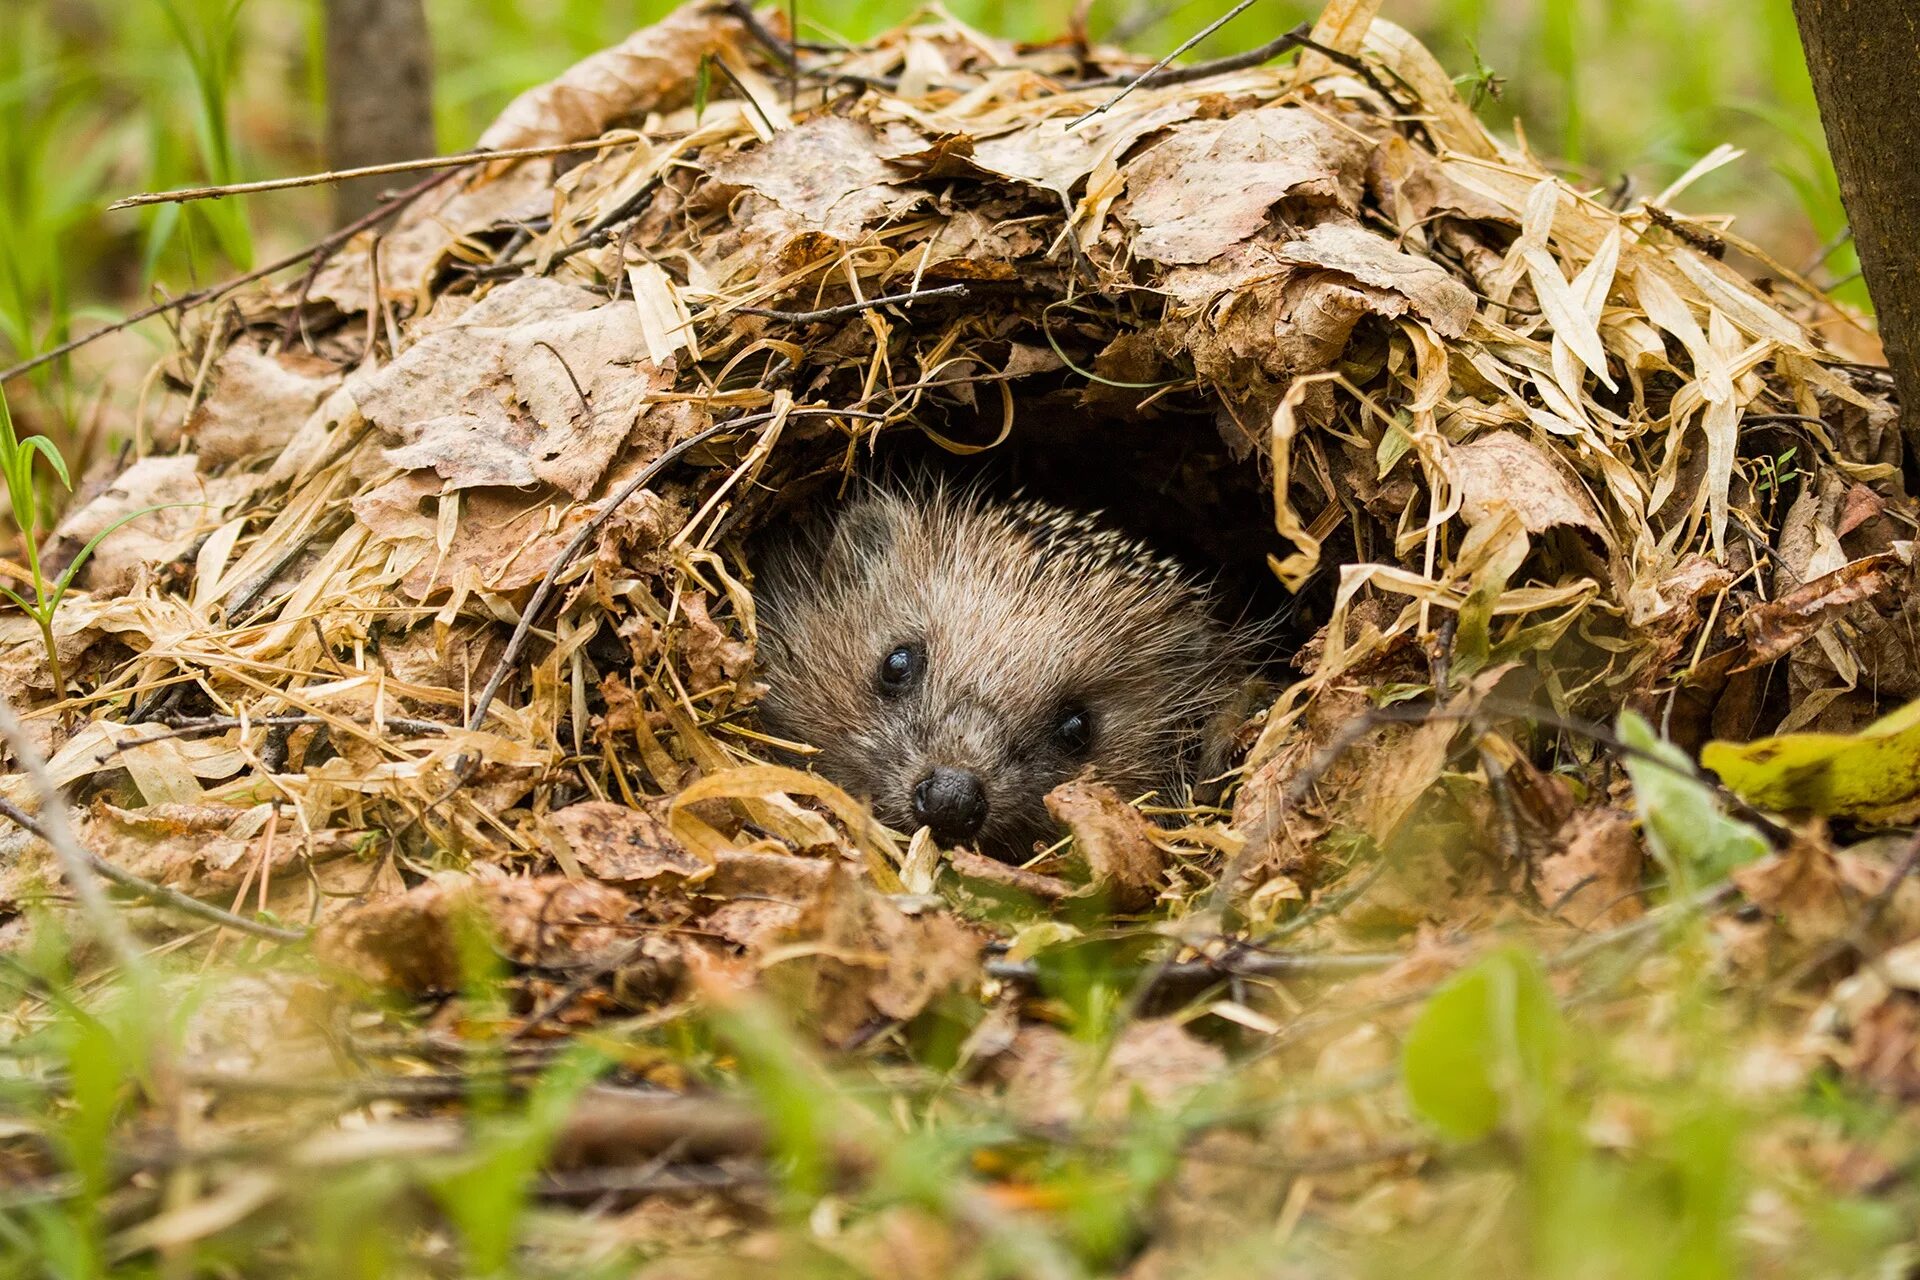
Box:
[745,389,1325,678]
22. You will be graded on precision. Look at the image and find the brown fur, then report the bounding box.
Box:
[751,486,1252,858]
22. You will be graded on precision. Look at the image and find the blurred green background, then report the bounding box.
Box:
[0,0,1859,415]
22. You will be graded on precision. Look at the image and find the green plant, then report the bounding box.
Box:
[0,384,178,700]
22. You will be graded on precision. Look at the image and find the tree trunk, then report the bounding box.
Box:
[324,0,437,224]
[1791,0,1920,436]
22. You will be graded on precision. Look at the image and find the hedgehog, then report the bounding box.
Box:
[749,484,1257,860]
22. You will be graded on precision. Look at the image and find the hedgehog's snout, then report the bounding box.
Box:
[913,766,989,844]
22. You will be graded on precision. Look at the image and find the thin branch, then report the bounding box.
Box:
[733,284,972,323]
[2,167,462,385]
[983,946,1398,987]
[107,137,638,210]
[1074,21,1310,95]
[1070,0,1274,125]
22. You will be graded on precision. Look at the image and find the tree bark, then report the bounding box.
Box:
[324,0,437,224]
[1791,0,1920,436]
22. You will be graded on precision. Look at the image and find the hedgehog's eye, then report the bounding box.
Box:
[1053,706,1093,755]
[878,644,923,696]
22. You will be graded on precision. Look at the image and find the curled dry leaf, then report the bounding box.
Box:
[1533,807,1644,930]
[998,1019,1226,1128]
[1277,222,1477,338]
[476,5,750,150]
[757,868,979,1048]
[1735,553,1900,674]
[546,800,711,887]
[1045,778,1166,912]
[1119,107,1369,266]
[314,875,635,993]
[946,848,1074,903]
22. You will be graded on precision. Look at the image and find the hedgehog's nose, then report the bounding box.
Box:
[913,767,988,844]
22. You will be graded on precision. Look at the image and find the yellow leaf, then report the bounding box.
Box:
[1702,697,1920,819]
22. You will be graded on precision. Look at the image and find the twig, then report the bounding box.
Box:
[89,713,452,760]
[984,947,1398,987]
[2,167,461,385]
[1643,204,1728,260]
[544,176,663,269]
[1070,0,1276,125]
[107,137,639,210]
[535,1162,762,1199]
[0,794,308,944]
[733,284,972,323]
[721,0,900,93]
[710,55,777,136]
[1074,21,1310,94]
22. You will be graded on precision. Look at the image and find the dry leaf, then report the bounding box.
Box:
[314,875,635,992]
[1000,1019,1226,1127]
[757,868,979,1047]
[1277,222,1476,338]
[1450,430,1608,539]
[546,801,711,887]
[477,6,747,150]
[1045,779,1166,912]
[185,347,343,468]
[1120,108,1368,265]
[712,116,923,240]
[1533,807,1644,929]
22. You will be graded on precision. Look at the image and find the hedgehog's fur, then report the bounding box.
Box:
[751,485,1255,859]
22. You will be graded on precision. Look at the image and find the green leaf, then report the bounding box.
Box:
[1403,946,1562,1142]
[1618,711,1768,889]
[47,501,206,612]
[23,435,70,489]
[1702,695,1920,821]
[694,53,712,124]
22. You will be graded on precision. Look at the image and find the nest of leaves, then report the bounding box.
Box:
[7,0,1920,1270]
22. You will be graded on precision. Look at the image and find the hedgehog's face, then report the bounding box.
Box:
[752,489,1239,861]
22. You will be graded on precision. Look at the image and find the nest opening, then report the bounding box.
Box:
[744,398,1310,663]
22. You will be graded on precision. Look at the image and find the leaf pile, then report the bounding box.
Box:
[5,0,1920,1274]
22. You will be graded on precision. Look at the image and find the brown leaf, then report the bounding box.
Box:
[1000,1020,1226,1128]
[969,100,1196,198]
[45,456,252,596]
[1737,553,1899,673]
[1733,828,1855,946]
[477,6,748,150]
[1120,107,1369,265]
[350,473,598,600]
[185,347,342,468]
[314,875,635,992]
[1277,222,1477,339]
[1045,779,1166,912]
[1533,807,1644,929]
[546,801,711,887]
[711,116,924,240]
[1450,430,1609,538]
[352,277,674,499]
[946,848,1074,902]
[758,868,979,1048]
